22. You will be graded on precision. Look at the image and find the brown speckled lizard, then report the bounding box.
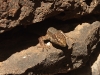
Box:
[38,27,67,48]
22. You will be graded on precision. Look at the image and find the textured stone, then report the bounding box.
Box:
[0,0,100,33]
[0,21,99,75]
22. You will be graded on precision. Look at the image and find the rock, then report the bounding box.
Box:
[92,54,100,75]
[0,21,99,75]
[0,0,100,33]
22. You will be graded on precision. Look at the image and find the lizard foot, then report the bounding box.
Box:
[37,42,52,50]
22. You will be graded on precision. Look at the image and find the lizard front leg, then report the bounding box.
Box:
[38,34,51,49]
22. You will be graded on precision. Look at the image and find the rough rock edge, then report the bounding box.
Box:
[0,0,100,33]
[92,54,100,75]
[0,21,99,75]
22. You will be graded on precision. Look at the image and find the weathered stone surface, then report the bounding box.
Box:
[66,21,100,69]
[63,42,100,75]
[0,21,99,75]
[0,0,100,33]
[92,54,100,75]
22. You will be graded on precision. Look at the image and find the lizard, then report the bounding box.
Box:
[38,27,67,48]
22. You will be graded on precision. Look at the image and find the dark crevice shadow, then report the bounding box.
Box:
[7,7,21,21]
[85,0,92,6]
[89,42,100,66]
[0,25,39,62]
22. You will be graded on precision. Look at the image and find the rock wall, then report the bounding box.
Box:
[0,0,100,75]
[0,0,100,33]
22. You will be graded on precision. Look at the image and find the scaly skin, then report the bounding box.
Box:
[38,27,67,48]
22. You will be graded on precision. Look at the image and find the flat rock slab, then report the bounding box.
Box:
[0,46,66,74]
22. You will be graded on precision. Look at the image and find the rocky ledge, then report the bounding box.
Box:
[0,20,99,75]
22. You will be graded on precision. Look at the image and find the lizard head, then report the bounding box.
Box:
[47,27,67,47]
